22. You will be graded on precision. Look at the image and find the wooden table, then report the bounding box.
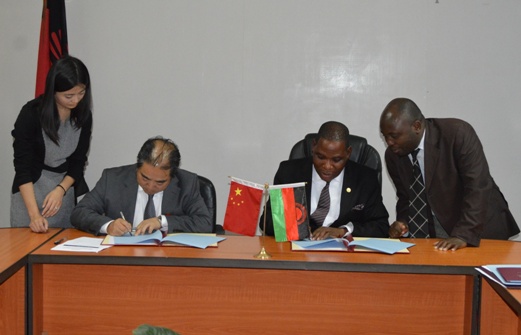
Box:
[27,229,521,335]
[0,228,59,335]
[480,276,521,334]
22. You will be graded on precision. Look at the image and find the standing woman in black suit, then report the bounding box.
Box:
[11,55,93,232]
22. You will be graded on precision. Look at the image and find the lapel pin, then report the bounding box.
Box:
[346,187,351,193]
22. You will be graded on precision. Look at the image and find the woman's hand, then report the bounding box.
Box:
[41,187,64,218]
[29,213,48,233]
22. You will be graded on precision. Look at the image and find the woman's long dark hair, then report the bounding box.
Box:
[40,55,92,145]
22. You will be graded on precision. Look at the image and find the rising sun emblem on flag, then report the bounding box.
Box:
[295,203,307,225]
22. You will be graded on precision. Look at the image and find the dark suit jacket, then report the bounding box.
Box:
[385,118,519,246]
[260,158,389,237]
[71,164,212,235]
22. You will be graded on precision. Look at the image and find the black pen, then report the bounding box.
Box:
[54,237,66,245]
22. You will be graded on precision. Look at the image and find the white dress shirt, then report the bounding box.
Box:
[100,186,167,234]
[409,130,426,183]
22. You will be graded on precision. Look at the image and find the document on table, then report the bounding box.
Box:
[52,237,111,253]
[477,264,521,288]
[292,237,414,254]
[102,232,225,248]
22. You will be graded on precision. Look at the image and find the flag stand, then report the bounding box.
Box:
[253,245,271,259]
[254,184,272,259]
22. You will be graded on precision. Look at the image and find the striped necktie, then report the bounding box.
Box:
[311,182,330,229]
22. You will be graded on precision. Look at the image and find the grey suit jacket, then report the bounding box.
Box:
[71,164,212,235]
[385,118,519,246]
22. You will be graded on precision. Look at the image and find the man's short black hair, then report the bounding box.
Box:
[317,121,350,148]
[136,136,181,178]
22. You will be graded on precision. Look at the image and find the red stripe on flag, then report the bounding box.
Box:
[35,7,50,97]
[35,0,68,97]
[281,188,299,241]
[51,31,62,58]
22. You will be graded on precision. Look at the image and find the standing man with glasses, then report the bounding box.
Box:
[380,97,519,251]
[71,136,212,236]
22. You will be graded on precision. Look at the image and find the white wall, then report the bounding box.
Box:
[1,0,520,237]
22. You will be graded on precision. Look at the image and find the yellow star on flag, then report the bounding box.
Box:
[234,187,242,196]
[223,179,264,236]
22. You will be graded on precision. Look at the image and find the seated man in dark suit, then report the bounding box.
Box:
[260,121,389,240]
[71,136,212,236]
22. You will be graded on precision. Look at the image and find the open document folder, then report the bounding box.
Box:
[291,237,415,254]
[102,230,225,249]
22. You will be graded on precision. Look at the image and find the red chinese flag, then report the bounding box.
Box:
[35,0,68,97]
[223,181,264,236]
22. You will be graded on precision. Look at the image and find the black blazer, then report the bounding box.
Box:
[11,97,92,196]
[260,158,389,237]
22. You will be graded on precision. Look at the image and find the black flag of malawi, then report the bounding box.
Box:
[35,0,68,97]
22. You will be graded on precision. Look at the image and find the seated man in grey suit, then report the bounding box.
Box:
[71,136,212,236]
[260,121,389,240]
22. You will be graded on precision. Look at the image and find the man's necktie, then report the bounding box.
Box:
[144,194,156,220]
[408,149,434,238]
[311,182,330,229]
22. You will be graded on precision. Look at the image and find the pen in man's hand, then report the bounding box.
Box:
[120,211,133,236]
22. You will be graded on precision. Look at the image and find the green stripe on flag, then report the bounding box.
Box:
[270,188,288,242]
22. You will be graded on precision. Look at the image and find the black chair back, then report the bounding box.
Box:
[197,175,217,233]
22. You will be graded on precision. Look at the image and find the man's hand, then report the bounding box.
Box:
[107,218,132,236]
[389,221,408,238]
[434,237,467,251]
[311,227,346,240]
[135,217,162,236]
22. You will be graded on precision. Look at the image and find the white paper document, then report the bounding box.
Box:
[52,237,112,253]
